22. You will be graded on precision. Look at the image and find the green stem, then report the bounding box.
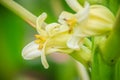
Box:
[113,8,120,34]
[69,48,91,69]
[92,7,120,80]
[115,58,120,80]
[92,46,115,80]
[100,8,120,65]
[0,0,37,28]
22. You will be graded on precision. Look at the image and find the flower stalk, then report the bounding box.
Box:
[91,8,120,80]
[100,8,120,65]
[0,0,37,27]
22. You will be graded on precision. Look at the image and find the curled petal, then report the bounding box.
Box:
[36,12,48,37]
[22,41,42,60]
[45,23,61,36]
[65,0,83,12]
[58,25,69,33]
[76,2,90,22]
[67,35,83,50]
[58,11,74,25]
[46,23,69,36]
[41,40,50,69]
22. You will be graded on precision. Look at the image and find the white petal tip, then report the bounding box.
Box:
[67,40,80,50]
[41,56,50,69]
[40,12,47,18]
[22,41,42,60]
[65,0,83,12]
[44,65,49,69]
[67,36,81,50]
[67,43,80,50]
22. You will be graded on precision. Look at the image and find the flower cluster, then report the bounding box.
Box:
[22,0,115,69]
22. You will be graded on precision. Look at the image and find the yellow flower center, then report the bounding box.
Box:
[64,18,77,33]
[34,34,46,49]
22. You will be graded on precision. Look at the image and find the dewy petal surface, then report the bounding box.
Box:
[22,41,42,60]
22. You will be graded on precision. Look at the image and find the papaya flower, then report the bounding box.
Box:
[22,0,115,69]
[22,12,91,69]
[58,0,115,50]
[22,13,75,69]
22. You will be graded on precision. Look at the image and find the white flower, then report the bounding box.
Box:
[22,0,115,69]
[22,41,42,60]
[22,13,73,69]
[58,0,115,50]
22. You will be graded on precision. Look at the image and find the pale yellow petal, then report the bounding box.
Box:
[46,23,69,36]
[58,11,74,24]
[65,0,83,12]
[82,5,115,36]
[90,5,115,23]
[45,23,60,36]
[46,32,73,54]
[41,39,50,69]
[22,41,42,60]
[75,2,90,22]
[67,35,83,50]
[36,12,48,37]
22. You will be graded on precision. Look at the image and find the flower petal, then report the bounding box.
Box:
[22,41,42,60]
[75,2,89,22]
[82,5,115,36]
[48,47,73,54]
[65,0,83,12]
[36,12,48,37]
[46,23,69,36]
[67,35,83,50]
[47,33,73,54]
[90,5,115,23]
[45,23,60,36]
[41,40,50,69]
[58,11,74,25]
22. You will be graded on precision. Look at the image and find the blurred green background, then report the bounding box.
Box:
[0,0,119,80]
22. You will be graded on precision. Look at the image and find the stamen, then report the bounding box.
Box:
[64,18,77,33]
[35,34,41,38]
[35,40,41,44]
[66,18,77,27]
[34,34,47,50]
[35,34,46,41]
[39,44,43,49]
